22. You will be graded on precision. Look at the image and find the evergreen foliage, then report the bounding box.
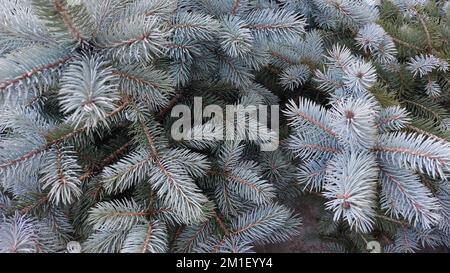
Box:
[0,0,449,253]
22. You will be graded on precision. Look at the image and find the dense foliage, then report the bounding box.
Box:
[0,0,449,253]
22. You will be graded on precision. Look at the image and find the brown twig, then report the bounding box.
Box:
[156,93,182,121]
[79,141,132,181]
[417,13,433,52]
[391,37,423,52]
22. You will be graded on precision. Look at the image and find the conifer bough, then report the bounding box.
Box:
[0,0,450,253]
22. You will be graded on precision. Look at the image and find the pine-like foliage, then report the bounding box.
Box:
[1,0,449,253]
[0,0,305,253]
[282,0,450,252]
